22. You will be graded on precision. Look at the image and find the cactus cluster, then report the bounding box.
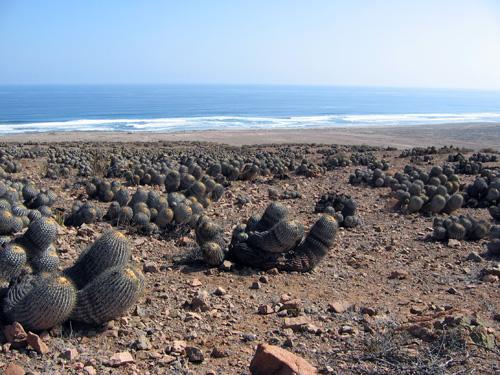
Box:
[469,153,497,163]
[314,193,361,228]
[432,216,490,242]
[0,181,55,237]
[65,201,103,227]
[463,176,500,209]
[46,147,97,177]
[349,168,390,188]
[399,146,459,158]
[387,165,462,215]
[1,222,144,330]
[323,153,351,170]
[204,202,339,272]
[351,152,390,170]
[295,160,325,177]
[195,215,227,266]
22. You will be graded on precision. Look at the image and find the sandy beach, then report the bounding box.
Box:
[2,122,499,149]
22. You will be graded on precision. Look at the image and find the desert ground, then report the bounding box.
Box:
[0,124,499,375]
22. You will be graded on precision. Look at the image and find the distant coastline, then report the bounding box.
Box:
[2,122,499,151]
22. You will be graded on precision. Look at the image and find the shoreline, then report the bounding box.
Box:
[1,122,499,149]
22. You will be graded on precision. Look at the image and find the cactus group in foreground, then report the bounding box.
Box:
[195,202,338,272]
[1,219,144,330]
[314,192,361,228]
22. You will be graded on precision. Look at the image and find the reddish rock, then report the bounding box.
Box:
[61,347,79,361]
[26,332,49,354]
[283,316,310,331]
[108,351,135,367]
[4,363,25,375]
[328,301,351,314]
[249,343,317,375]
[3,322,27,344]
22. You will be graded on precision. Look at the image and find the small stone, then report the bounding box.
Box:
[250,281,261,290]
[4,363,25,375]
[83,366,97,375]
[258,304,274,315]
[280,299,302,311]
[328,301,351,313]
[108,351,134,367]
[482,274,499,283]
[169,340,186,354]
[339,325,354,335]
[133,335,152,350]
[243,333,257,342]
[267,268,279,275]
[189,290,210,311]
[190,278,202,287]
[447,287,458,295]
[447,239,460,248]
[221,260,234,271]
[249,343,317,375]
[283,316,310,331]
[211,346,230,358]
[360,306,377,316]
[186,346,204,363]
[389,269,409,280]
[143,261,159,273]
[410,305,425,315]
[259,275,269,283]
[3,322,27,344]
[26,332,49,354]
[214,286,226,296]
[61,348,79,361]
[466,251,482,262]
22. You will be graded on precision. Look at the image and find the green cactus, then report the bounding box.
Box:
[23,217,59,253]
[70,265,144,325]
[0,243,27,284]
[3,273,77,331]
[64,230,131,288]
[247,220,304,253]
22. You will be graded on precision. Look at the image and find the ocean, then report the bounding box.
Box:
[1,85,500,134]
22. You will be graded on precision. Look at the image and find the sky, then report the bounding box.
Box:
[1,0,500,89]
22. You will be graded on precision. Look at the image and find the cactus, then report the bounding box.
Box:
[254,202,288,232]
[70,266,144,325]
[3,273,77,331]
[0,243,27,285]
[64,230,131,288]
[29,245,59,273]
[247,220,304,253]
[23,217,58,253]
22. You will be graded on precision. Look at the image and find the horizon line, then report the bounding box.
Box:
[1,82,500,93]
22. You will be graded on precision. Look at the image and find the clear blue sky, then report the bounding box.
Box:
[1,0,500,89]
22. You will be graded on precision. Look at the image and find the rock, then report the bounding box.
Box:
[482,274,499,283]
[447,287,458,295]
[83,366,97,375]
[3,322,27,344]
[447,239,460,248]
[327,301,351,314]
[283,317,310,331]
[388,269,409,280]
[259,275,269,284]
[186,346,204,363]
[189,290,210,311]
[280,299,302,311]
[169,340,186,354]
[143,262,159,273]
[108,351,135,367]
[220,260,234,271]
[214,286,226,296]
[133,335,152,350]
[249,343,317,375]
[4,363,25,375]
[250,281,261,290]
[61,348,79,361]
[243,333,257,342]
[466,251,482,262]
[190,278,203,287]
[211,346,230,358]
[267,268,279,275]
[258,304,274,315]
[338,325,355,335]
[360,306,377,316]
[26,332,49,354]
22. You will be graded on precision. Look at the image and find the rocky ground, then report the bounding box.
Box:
[0,141,499,375]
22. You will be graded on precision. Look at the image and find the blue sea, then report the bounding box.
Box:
[1,85,500,134]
